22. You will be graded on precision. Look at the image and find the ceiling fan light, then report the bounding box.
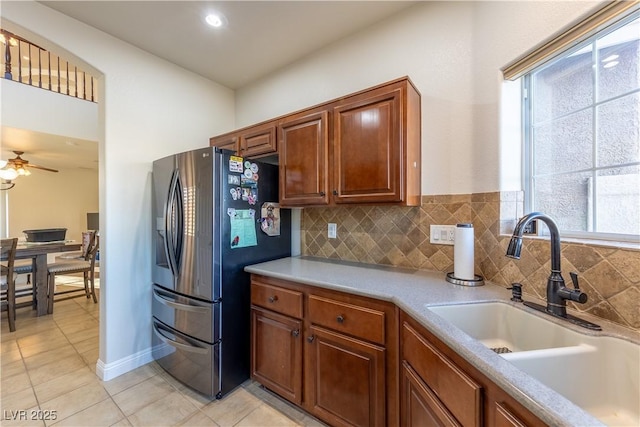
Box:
[0,160,6,168]
[24,168,31,176]
[0,167,18,180]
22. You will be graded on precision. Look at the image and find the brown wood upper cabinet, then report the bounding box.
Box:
[209,132,238,153]
[211,77,421,207]
[280,77,421,207]
[210,121,278,158]
[279,109,330,206]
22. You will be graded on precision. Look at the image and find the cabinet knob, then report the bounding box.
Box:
[268,295,278,303]
[292,329,300,337]
[336,315,345,324]
[307,335,315,343]
[319,191,326,197]
[332,190,338,196]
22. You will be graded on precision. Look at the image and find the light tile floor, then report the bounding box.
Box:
[1,279,327,427]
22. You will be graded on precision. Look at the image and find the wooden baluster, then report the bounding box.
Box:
[91,76,95,102]
[28,44,32,85]
[74,66,78,98]
[17,41,22,82]
[48,51,51,90]
[38,48,42,88]
[57,56,61,93]
[66,60,69,95]
[4,35,12,79]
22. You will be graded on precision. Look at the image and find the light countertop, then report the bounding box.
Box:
[245,256,640,427]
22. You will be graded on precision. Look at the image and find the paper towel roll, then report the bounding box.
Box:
[454,223,475,280]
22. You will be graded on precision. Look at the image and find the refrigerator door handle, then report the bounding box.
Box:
[153,321,209,355]
[164,169,183,276]
[153,288,210,313]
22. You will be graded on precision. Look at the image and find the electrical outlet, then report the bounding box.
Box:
[430,225,456,245]
[328,223,337,239]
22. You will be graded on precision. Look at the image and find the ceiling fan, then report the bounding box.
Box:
[3,151,58,175]
[0,151,58,185]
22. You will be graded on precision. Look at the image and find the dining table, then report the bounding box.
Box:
[14,241,82,316]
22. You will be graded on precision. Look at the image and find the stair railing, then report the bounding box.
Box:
[1,29,98,102]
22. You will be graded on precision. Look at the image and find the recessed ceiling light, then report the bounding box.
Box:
[205,13,227,28]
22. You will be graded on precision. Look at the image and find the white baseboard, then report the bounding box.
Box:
[95,346,156,381]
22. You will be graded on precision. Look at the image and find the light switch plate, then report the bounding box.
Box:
[328,223,337,239]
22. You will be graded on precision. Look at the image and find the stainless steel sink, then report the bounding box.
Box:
[428,301,640,426]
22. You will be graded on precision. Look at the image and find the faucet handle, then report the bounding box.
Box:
[570,272,580,290]
[565,272,588,304]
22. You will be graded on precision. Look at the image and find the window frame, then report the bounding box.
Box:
[522,11,640,243]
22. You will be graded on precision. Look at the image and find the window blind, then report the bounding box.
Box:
[502,0,639,80]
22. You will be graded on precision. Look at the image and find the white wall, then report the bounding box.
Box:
[1,79,99,141]
[7,168,99,243]
[236,1,603,195]
[1,1,235,379]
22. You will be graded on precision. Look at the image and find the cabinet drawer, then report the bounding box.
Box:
[251,281,303,319]
[308,295,385,345]
[402,322,481,427]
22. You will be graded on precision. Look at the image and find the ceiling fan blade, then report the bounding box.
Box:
[25,164,59,173]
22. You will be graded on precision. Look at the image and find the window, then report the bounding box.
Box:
[523,13,639,242]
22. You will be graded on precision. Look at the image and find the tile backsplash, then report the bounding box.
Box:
[301,192,640,331]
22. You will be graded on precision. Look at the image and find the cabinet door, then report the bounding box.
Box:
[401,362,460,427]
[306,325,385,427]
[210,134,238,154]
[494,402,527,427]
[240,123,277,158]
[402,322,482,427]
[251,307,303,405]
[279,110,330,206]
[333,87,402,204]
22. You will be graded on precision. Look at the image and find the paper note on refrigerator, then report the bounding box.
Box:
[229,208,257,249]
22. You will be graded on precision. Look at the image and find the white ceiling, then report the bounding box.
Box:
[1,127,98,173]
[3,1,416,173]
[40,1,417,89]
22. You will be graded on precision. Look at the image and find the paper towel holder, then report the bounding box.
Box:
[445,272,485,286]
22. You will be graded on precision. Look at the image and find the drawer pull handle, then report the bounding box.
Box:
[307,335,315,343]
[268,295,278,303]
[336,315,345,324]
[292,329,300,337]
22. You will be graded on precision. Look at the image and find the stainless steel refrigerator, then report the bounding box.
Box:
[151,147,291,398]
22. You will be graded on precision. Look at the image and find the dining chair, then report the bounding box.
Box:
[1,238,18,332]
[47,232,99,314]
[13,260,36,308]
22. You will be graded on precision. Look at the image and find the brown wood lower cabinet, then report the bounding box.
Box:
[250,274,397,427]
[250,273,546,427]
[400,312,546,427]
[306,325,386,427]
[401,361,461,427]
[250,306,302,405]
